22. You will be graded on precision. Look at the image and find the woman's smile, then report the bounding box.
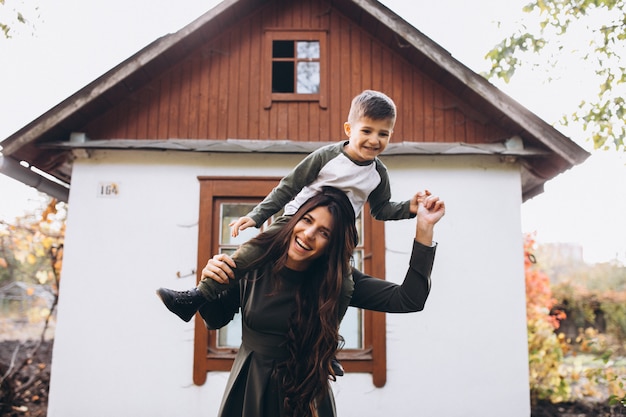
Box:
[295,237,312,251]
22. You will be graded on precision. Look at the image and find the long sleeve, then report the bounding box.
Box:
[349,240,436,312]
[246,149,327,226]
[367,159,414,221]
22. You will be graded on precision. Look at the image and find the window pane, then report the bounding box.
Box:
[340,307,362,349]
[296,62,320,94]
[355,211,364,247]
[217,250,242,348]
[272,40,294,58]
[220,203,259,246]
[217,205,257,348]
[342,248,364,349]
[272,61,295,93]
[296,41,319,59]
[352,249,364,271]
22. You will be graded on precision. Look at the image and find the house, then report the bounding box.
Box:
[0,281,56,313]
[0,0,589,416]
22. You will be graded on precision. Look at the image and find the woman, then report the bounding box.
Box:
[199,186,445,417]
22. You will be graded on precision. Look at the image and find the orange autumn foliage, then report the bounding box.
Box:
[525,233,571,403]
[524,233,564,329]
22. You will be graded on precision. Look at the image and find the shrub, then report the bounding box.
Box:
[524,234,571,403]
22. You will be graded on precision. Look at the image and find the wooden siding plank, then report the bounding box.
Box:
[125,96,139,139]
[474,121,486,143]
[381,48,394,112]
[297,102,308,140]
[227,28,241,138]
[391,57,403,139]
[310,101,322,141]
[207,43,221,139]
[433,85,445,142]
[454,108,466,142]
[239,23,252,139]
[197,48,210,139]
[131,90,148,139]
[312,0,327,30]
[110,102,126,139]
[361,35,372,89]
[187,57,201,139]
[313,1,328,142]
[350,26,361,96]
[178,59,193,139]
[370,40,383,93]
[399,63,412,142]
[287,103,298,140]
[156,74,171,140]
[444,96,456,142]
[247,15,262,139]
[216,35,231,139]
[277,103,288,139]
[292,0,303,28]
[169,65,183,139]
[90,110,115,139]
[144,85,159,139]
[166,70,180,139]
[412,71,425,141]
[422,78,434,141]
[465,116,476,143]
[340,23,353,131]
[328,11,343,140]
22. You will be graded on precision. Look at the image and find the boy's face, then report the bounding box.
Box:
[343,116,394,162]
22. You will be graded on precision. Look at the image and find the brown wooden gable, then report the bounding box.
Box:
[82,0,509,144]
[0,0,590,202]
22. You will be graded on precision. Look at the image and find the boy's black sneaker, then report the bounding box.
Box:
[156,287,206,322]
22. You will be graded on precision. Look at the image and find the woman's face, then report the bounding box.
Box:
[285,206,334,271]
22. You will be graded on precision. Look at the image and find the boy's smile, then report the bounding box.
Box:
[343,117,394,162]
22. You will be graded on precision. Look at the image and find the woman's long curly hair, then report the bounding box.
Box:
[245,187,358,417]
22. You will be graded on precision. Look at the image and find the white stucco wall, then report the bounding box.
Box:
[47,150,529,417]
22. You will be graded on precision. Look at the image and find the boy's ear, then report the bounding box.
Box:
[343,122,351,137]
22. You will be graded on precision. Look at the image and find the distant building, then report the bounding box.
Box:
[539,242,585,264]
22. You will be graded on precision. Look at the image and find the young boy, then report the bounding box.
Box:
[157,90,420,375]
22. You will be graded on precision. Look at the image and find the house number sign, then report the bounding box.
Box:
[98,182,120,198]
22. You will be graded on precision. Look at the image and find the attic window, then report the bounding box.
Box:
[272,40,320,94]
[263,30,327,108]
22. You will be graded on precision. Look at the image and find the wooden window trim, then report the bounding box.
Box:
[262,29,328,109]
[193,177,386,387]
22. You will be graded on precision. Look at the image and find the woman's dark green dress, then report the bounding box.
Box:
[199,240,436,417]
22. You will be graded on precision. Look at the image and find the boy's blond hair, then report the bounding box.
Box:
[347,90,397,126]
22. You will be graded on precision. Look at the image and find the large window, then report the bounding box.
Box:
[262,30,327,108]
[193,177,387,387]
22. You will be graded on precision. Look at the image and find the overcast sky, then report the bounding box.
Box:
[1,0,624,263]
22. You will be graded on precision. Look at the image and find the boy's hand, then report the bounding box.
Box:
[417,190,445,225]
[410,190,432,214]
[229,216,257,237]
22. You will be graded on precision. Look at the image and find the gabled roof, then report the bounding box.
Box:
[0,0,589,202]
